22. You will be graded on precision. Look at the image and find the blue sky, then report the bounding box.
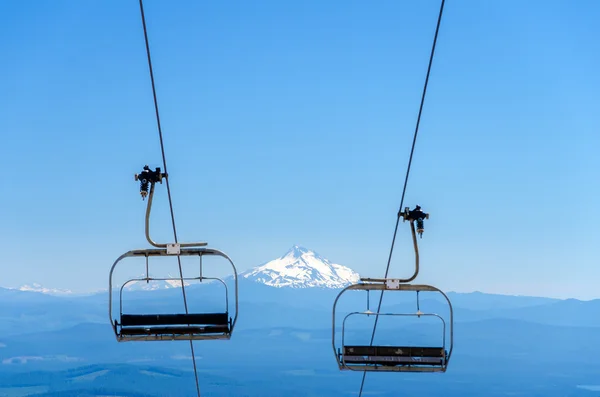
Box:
[0,0,598,299]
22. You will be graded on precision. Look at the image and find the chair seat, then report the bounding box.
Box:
[342,345,446,366]
[120,312,229,327]
[119,324,230,336]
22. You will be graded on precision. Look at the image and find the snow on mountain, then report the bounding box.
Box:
[240,245,360,288]
[13,276,198,296]
[14,246,359,294]
[18,283,73,295]
[122,274,192,291]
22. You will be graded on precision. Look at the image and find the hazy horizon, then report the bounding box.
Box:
[2,243,596,301]
[1,1,598,299]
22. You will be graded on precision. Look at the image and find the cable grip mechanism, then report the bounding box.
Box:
[134,165,167,200]
[400,205,430,238]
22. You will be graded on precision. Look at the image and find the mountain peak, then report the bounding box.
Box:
[285,245,317,258]
[240,246,360,289]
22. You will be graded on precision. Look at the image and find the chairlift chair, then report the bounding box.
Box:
[332,279,454,372]
[331,206,454,372]
[108,166,239,342]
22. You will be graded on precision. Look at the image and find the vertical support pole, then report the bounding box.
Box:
[367,290,370,314]
[145,255,149,283]
[199,254,203,282]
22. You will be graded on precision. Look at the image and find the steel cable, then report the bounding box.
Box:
[138,1,202,395]
[357,1,446,395]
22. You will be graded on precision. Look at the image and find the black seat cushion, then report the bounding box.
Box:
[344,345,444,358]
[120,313,228,327]
[120,324,230,336]
[342,345,446,366]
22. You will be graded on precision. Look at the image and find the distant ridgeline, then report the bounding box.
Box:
[0,246,599,396]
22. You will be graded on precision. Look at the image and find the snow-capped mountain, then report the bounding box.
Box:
[240,245,360,288]
[18,283,73,295]
[13,246,360,294]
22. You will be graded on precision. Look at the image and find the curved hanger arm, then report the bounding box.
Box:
[145,182,207,248]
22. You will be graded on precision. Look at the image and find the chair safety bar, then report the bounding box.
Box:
[118,276,230,321]
[339,311,448,372]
